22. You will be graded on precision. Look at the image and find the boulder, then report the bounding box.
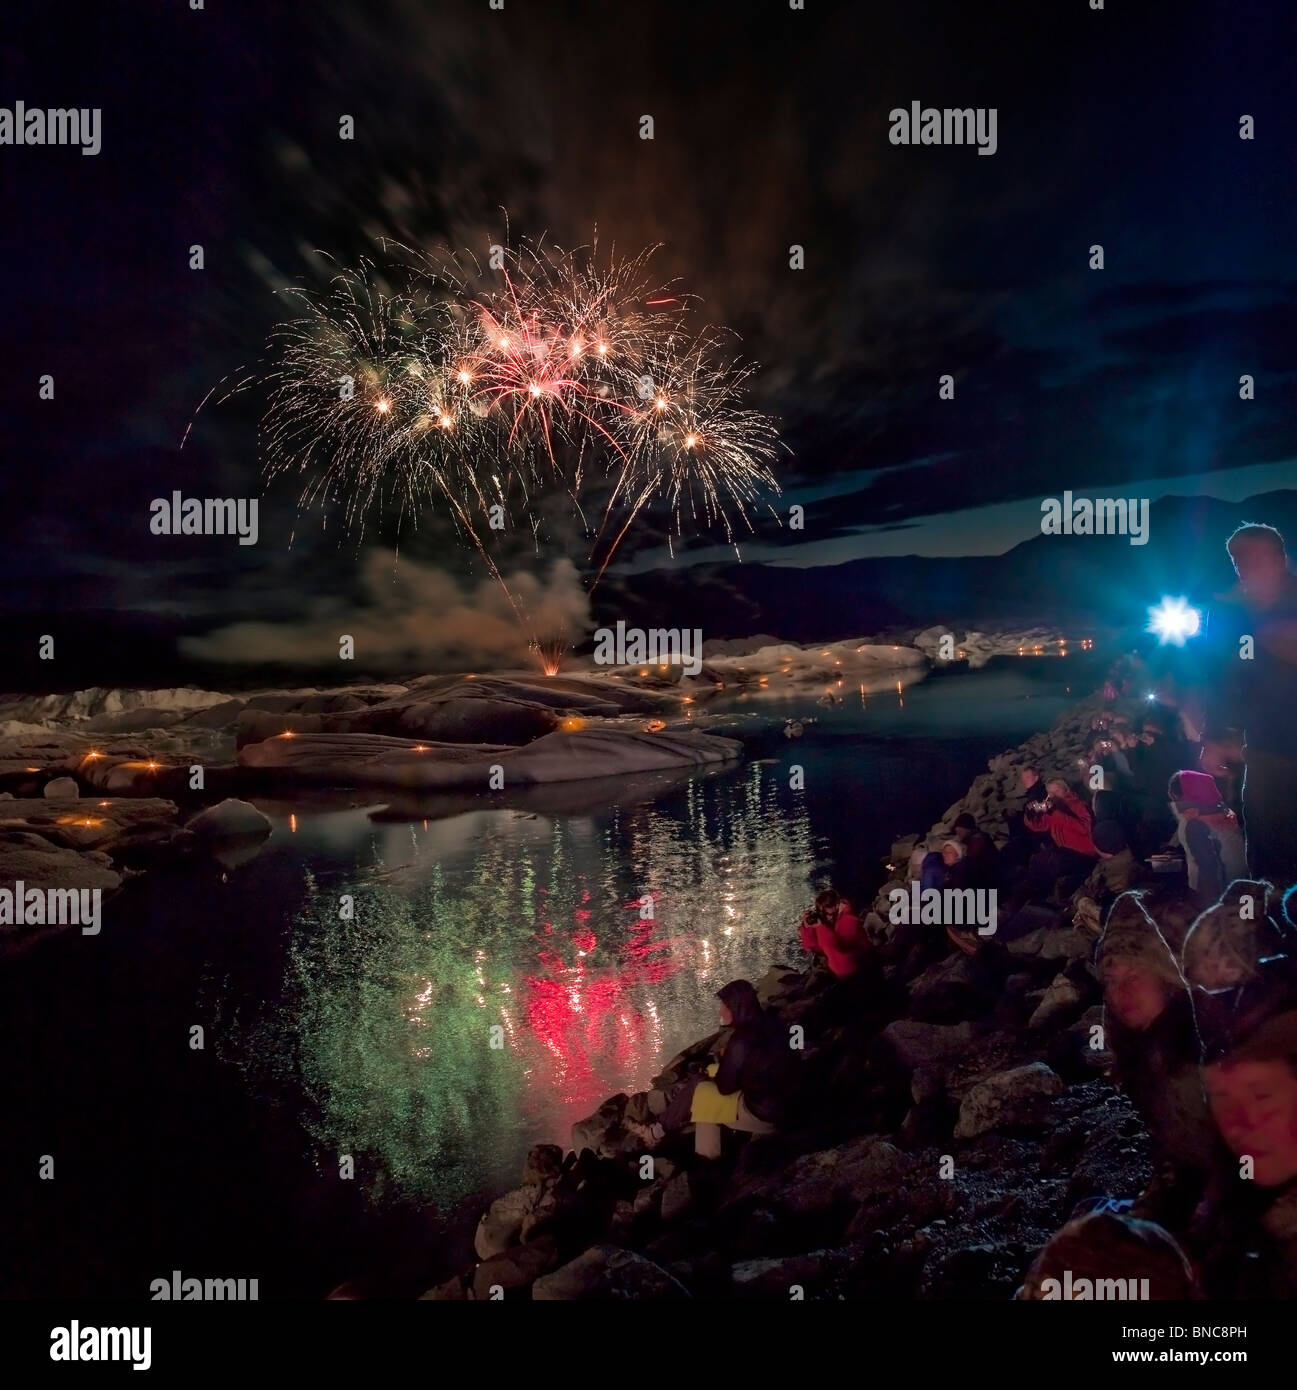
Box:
[531,1244,691,1300]
[754,964,804,1006]
[633,1180,666,1218]
[519,1187,561,1242]
[954,1063,1064,1139]
[740,1135,915,1217]
[912,1066,946,1105]
[607,1199,637,1244]
[474,1184,552,1260]
[652,1035,718,1089]
[659,1172,694,1223]
[624,1091,656,1124]
[570,1094,631,1157]
[42,777,80,800]
[1046,1005,1112,1082]
[472,1236,560,1299]
[879,1019,979,1073]
[1027,972,1086,1031]
[1007,924,1090,961]
[522,1143,564,1186]
[186,798,272,841]
[907,953,995,1023]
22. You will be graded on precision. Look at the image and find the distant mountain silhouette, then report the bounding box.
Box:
[601,490,1297,643]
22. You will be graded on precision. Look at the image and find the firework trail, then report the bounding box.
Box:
[249,238,784,659]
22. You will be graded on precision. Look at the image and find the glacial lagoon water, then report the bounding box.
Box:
[0,658,1095,1297]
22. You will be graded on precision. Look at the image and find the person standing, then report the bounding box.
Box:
[1200,525,1297,886]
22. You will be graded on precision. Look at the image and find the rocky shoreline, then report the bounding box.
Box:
[0,631,1120,1293]
[423,690,1152,1301]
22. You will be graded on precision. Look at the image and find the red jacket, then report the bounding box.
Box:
[800,900,868,977]
[1025,792,1098,857]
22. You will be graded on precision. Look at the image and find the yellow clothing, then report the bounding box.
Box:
[689,1078,740,1125]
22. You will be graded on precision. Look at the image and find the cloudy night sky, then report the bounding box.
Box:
[2,0,1295,680]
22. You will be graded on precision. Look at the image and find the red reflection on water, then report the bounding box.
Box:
[517,893,693,1113]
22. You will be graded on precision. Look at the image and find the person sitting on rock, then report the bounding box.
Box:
[1017,1209,1199,1299]
[1068,820,1148,939]
[1180,879,1297,1036]
[952,811,1000,889]
[1120,719,1182,855]
[1169,770,1249,906]
[920,838,972,893]
[1096,891,1215,1234]
[1086,731,1135,831]
[1019,777,1099,905]
[1078,820,1148,911]
[1000,765,1056,883]
[798,888,869,979]
[625,979,796,1159]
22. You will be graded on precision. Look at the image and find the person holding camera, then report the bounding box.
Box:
[1020,776,1100,905]
[799,888,868,979]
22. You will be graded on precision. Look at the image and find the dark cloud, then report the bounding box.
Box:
[3,0,1295,639]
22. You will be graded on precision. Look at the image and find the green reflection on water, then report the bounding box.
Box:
[284,765,818,1208]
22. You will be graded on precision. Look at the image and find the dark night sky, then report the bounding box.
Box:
[2,0,1295,674]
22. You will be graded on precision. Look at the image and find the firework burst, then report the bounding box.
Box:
[237,237,784,655]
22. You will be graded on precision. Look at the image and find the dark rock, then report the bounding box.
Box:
[472,1236,560,1299]
[417,1272,471,1300]
[908,953,996,1023]
[570,1093,634,1158]
[1027,972,1086,1031]
[652,1034,719,1088]
[633,1181,665,1218]
[474,1184,554,1259]
[879,1019,979,1073]
[729,1250,840,1298]
[624,1091,655,1124]
[1006,924,1089,961]
[954,1063,1065,1139]
[531,1244,691,1300]
[522,1143,564,1186]
[660,1172,694,1223]
[607,1199,637,1244]
[187,798,272,841]
[737,1135,917,1218]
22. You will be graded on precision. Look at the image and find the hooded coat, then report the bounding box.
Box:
[1097,893,1214,1230]
[711,979,798,1126]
